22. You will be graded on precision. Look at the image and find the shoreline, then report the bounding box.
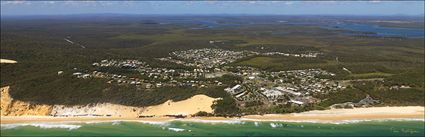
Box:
[2,106,424,124]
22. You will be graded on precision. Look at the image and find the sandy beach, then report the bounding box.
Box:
[1,106,423,124]
[243,106,424,122]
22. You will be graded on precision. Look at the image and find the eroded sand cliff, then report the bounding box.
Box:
[1,86,53,116]
[1,86,218,117]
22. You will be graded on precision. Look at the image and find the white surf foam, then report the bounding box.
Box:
[240,118,425,124]
[174,119,243,124]
[112,121,121,125]
[2,117,422,131]
[168,127,186,132]
[1,123,81,130]
[270,123,284,128]
[133,120,171,126]
[254,122,260,127]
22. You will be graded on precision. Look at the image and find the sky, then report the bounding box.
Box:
[1,1,424,16]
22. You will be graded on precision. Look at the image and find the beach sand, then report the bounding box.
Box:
[49,94,219,118]
[2,106,423,124]
[243,106,424,122]
[140,94,219,116]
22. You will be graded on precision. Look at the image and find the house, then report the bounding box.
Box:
[82,74,91,79]
[145,83,153,89]
[225,84,243,95]
[354,95,379,107]
[72,72,82,77]
[57,71,64,75]
[231,84,241,91]
[289,100,304,105]
[262,89,283,98]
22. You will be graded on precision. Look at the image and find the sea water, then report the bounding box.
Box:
[1,120,424,136]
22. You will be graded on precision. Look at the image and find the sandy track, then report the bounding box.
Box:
[0,59,17,64]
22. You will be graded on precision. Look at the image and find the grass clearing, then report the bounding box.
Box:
[348,72,394,79]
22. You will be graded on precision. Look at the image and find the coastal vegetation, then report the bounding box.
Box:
[1,15,423,115]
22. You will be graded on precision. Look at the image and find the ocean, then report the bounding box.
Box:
[1,120,424,136]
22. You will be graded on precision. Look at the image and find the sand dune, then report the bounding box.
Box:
[0,59,17,64]
[140,94,219,116]
[50,94,219,117]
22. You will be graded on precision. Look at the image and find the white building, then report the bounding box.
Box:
[289,100,304,105]
[262,89,283,98]
[225,84,242,95]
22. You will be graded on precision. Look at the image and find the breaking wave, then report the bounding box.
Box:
[174,119,244,124]
[112,121,121,125]
[167,127,190,132]
[254,122,260,127]
[270,123,284,128]
[241,118,425,124]
[1,123,81,130]
[133,120,171,126]
[2,118,422,131]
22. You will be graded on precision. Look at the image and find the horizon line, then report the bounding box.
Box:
[2,13,424,17]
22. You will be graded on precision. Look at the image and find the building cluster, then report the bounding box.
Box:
[92,59,147,69]
[160,48,320,69]
[224,68,345,106]
[330,95,380,109]
[260,52,320,58]
[73,59,224,89]
[166,48,254,68]
[71,48,344,107]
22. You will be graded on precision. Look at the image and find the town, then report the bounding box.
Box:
[70,48,345,108]
[159,48,320,69]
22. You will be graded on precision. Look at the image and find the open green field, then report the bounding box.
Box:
[347,72,393,79]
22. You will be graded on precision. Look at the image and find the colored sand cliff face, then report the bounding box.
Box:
[0,86,53,116]
[1,86,218,117]
[50,94,218,117]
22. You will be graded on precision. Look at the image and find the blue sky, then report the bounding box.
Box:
[1,1,424,16]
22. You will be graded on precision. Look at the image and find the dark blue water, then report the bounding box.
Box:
[327,23,424,38]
